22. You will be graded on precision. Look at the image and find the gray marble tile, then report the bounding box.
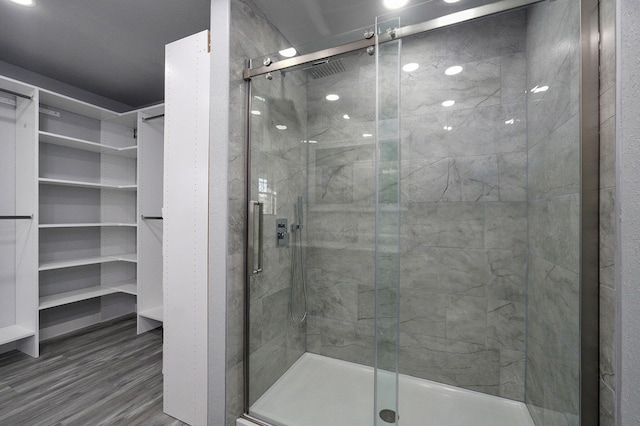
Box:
[400,28,449,73]
[446,10,527,63]
[501,53,527,104]
[307,246,375,286]
[600,380,615,426]
[444,339,500,395]
[528,195,580,274]
[600,86,616,126]
[484,202,526,250]
[226,361,244,426]
[401,57,501,118]
[399,333,452,385]
[399,288,447,338]
[497,151,527,201]
[528,115,580,200]
[486,299,525,351]
[399,332,500,395]
[455,155,500,202]
[487,250,526,303]
[527,0,580,145]
[600,188,615,289]
[600,116,616,189]
[399,247,440,292]
[357,285,375,325]
[446,295,487,344]
[400,158,456,203]
[260,288,291,344]
[249,335,290,405]
[401,103,526,160]
[599,0,616,95]
[308,280,358,322]
[306,208,375,247]
[401,202,485,249]
[307,316,375,367]
[499,349,525,401]
[528,255,580,351]
[600,285,616,389]
[436,248,490,296]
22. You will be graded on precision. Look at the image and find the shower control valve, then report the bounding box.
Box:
[276,219,290,248]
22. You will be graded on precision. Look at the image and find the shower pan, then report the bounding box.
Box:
[241,0,599,425]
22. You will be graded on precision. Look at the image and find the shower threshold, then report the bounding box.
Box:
[243,353,534,426]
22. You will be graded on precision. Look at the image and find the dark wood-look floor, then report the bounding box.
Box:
[0,316,188,426]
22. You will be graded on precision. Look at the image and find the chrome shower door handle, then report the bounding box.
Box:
[248,200,264,275]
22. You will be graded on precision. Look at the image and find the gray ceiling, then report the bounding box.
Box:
[0,0,499,109]
[0,0,210,108]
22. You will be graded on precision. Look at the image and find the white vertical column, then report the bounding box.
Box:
[163,30,211,426]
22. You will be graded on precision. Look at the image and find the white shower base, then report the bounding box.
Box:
[240,353,534,426]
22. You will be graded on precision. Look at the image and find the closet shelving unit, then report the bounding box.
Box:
[0,77,38,356]
[37,89,140,340]
[0,75,164,355]
[135,105,165,333]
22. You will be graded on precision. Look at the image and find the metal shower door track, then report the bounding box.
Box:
[243,0,543,80]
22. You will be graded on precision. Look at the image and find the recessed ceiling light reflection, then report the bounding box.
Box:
[9,0,35,6]
[363,133,374,138]
[276,125,287,130]
[443,126,453,131]
[343,114,350,120]
[444,0,460,3]
[250,110,261,116]
[301,140,318,144]
[442,100,456,107]
[383,0,409,9]
[445,65,463,76]
[279,47,297,58]
[505,119,515,125]
[531,85,549,93]
[326,94,340,101]
[402,63,420,73]
[253,96,266,102]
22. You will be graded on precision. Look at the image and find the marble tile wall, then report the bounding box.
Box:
[305,10,529,401]
[227,0,307,424]
[305,48,378,368]
[525,0,582,425]
[598,0,616,423]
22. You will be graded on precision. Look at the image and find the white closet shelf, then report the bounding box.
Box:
[39,131,138,158]
[107,279,137,295]
[39,223,137,228]
[39,178,137,190]
[139,306,163,322]
[0,325,35,346]
[39,282,137,310]
[38,253,137,271]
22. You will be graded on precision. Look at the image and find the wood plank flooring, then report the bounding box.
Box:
[0,316,188,426]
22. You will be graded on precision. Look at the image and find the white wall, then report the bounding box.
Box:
[617,0,640,424]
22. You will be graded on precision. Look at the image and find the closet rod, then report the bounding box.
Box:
[0,215,33,220]
[0,88,32,100]
[141,215,163,220]
[142,114,164,122]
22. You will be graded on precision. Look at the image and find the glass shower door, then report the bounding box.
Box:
[374,15,401,426]
[246,68,308,419]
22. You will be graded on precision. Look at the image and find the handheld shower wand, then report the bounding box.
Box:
[290,196,307,324]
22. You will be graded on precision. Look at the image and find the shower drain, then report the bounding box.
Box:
[379,409,398,423]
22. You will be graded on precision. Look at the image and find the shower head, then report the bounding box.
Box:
[304,59,346,79]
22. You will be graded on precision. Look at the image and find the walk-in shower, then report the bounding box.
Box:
[241,0,599,424]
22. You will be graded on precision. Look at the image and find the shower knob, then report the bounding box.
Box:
[263,57,272,66]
